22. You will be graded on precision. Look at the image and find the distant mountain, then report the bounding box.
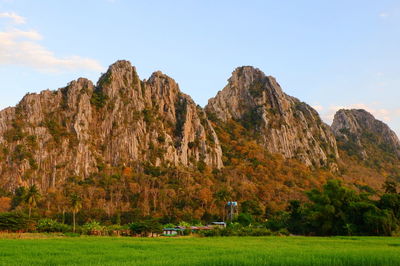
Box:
[332,109,400,160]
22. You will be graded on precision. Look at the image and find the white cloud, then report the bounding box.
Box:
[0,13,103,72]
[0,12,26,24]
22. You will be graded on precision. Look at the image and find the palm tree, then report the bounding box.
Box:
[70,194,82,232]
[25,185,40,219]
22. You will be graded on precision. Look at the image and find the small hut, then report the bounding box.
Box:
[209,222,227,228]
[162,227,183,236]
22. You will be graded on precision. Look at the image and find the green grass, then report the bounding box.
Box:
[0,236,400,265]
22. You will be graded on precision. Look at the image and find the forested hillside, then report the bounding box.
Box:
[0,61,399,225]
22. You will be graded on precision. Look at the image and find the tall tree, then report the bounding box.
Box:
[70,194,82,233]
[25,185,40,219]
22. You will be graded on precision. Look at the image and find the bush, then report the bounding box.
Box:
[82,221,106,235]
[90,90,108,109]
[0,212,33,232]
[129,219,162,236]
[106,224,130,236]
[183,228,192,236]
[237,213,253,226]
[37,219,71,233]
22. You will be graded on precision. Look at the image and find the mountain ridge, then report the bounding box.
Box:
[0,60,399,220]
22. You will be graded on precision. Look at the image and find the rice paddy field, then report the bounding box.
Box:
[0,235,400,265]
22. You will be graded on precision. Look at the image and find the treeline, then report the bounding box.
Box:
[266,179,400,236]
[199,179,400,237]
[0,179,399,236]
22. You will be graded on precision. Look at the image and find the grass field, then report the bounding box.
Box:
[0,236,400,265]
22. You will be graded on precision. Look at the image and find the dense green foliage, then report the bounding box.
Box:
[0,212,31,232]
[2,179,400,237]
[129,219,162,236]
[268,179,400,236]
[90,89,108,109]
[0,236,400,265]
[37,219,71,233]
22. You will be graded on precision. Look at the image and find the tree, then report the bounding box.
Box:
[129,221,149,236]
[25,185,40,219]
[11,186,26,209]
[305,179,357,235]
[379,193,400,219]
[383,180,397,194]
[241,200,263,220]
[70,194,82,232]
[287,200,307,235]
[0,197,11,212]
[237,213,253,226]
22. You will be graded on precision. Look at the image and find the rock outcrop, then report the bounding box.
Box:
[332,109,400,159]
[0,60,223,190]
[206,66,339,168]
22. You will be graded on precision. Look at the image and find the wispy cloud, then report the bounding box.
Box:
[0,12,103,72]
[379,12,389,18]
[0,12,26,24]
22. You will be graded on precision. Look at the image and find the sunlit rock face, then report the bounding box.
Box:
[0,60,223,190]
[206,66,339,169]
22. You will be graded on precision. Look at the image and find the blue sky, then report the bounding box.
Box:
[0,0,399,135]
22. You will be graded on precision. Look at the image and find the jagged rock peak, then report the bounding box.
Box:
[206,66,339,169]
[332,109,400,158]
[107,60,136,73]
[65,78,94,92]
[97,60,140,98]
[147,70,180,96]
[230,66,267,83]
[230,66,281,91]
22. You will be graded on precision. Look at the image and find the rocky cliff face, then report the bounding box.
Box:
[0,60,223,190]
[206,66,339,168]
[332,109,400,160]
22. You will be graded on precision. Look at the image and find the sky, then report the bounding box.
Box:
[0,0,399,135]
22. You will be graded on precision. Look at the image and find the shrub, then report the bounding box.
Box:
[237,213,253,226]
[129,221,148,236]
[142,109,155,123]
[129,219,162,236]
[0,212,33,232]
[37,219,71,233]
[90,90,108,109]
[82,221,106,235]
[106,224,130,236]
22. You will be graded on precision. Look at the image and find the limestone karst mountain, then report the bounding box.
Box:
[205,66,338,169]
[0,61,223,190]
[0,61,399,219]
[332,109,400,160]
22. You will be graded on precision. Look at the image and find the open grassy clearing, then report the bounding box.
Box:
[0,236,399,265]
